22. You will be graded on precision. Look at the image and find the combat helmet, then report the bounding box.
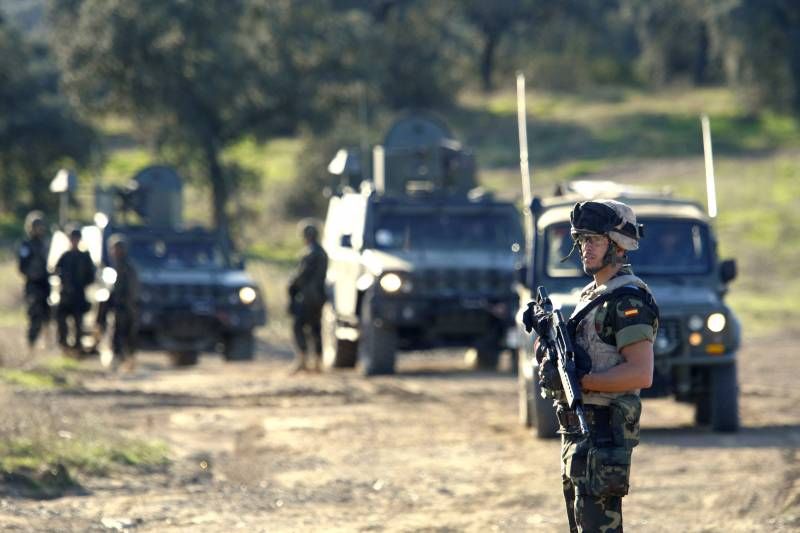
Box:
[24,210,46,237]
[565,199,644,270]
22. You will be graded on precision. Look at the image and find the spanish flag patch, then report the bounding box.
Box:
[623,309,639,317]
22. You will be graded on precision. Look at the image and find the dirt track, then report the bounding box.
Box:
[1,334,799,532]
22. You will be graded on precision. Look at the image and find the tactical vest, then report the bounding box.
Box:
[571,274,654,406]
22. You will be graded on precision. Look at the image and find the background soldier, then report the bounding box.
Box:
[55,227,96,354]
[97,235,139,372]
[524,199,658,533]
[18,211,50,350]
[287,221,328,373]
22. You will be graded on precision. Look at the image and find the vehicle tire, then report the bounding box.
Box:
[532,364,559,439]
[322,303,357,369]
[170,351,199,367]
[710,363,739,432]
[358,292,396,376]
[473,336,502,371]
[224,332,255,362]
[694,394,711,425]
[518,349,533,428]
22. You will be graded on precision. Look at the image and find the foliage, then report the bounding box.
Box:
[0,16,94,214]
[708,0,800,114]
[48,0,363,238]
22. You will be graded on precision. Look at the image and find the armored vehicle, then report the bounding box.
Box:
[52,166,266,365]
[322,115,524,375]
[518,181,740,436]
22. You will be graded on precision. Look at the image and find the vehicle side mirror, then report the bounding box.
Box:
[340,234,352,248]
[720,259,736,284]
[231,253,245,270]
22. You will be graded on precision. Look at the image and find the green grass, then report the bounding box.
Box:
[0,356,85,390]
[0,434,169,477]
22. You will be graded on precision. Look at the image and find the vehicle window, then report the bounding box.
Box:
[545,219,713,278]
[373,211,522,251]
[129,239,228,269]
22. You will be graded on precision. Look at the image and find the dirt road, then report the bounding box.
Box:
[1,334,798,532]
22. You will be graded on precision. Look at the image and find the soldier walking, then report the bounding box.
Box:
[18,211,51,351]
[523,199,659,532]
[287,221,328,373]
[55,227,96,354]
[97,235,139,372]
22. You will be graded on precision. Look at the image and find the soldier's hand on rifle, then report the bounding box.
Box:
[522,301,551,336]
[538,359,563,391]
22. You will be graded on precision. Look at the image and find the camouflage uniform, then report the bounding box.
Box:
[288,239,328,364]
[18,235,50,347]
[560,268,658,532]
[55,247,96,350]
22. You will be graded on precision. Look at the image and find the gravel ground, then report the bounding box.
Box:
[0,332,798,532]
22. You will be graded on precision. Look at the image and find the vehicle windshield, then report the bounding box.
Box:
[373,210,523,252]
[545,219,713,278]
[128,238,229,269]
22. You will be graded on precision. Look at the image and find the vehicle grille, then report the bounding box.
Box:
[142,283,227,305]
[414,268,511,296]
[654,318,682,356]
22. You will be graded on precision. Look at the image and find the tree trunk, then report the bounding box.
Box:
[480,32,499,93]
[204,139,229,240]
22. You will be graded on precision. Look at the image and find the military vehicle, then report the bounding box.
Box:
[50,166,266,365]
[322,114,524,375]
[517,180,740,436]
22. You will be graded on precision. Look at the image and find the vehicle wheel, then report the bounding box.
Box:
[322,303,357,369]
[532,364,559,439]
[473,335,502,371]
[170,351,199,367]
[224,332,255,362]
[710,363,739,432]
[358,292,396,376]
[518,349,533,428]
[694,392,711,426]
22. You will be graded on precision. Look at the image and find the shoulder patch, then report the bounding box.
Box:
[19,245,30,258]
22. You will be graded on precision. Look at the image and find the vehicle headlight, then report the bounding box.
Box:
[102,267,117,285]
[688,315,704,332]
[379,273,412,293]
[379,273,403,293]
[707,313,726,333]
[238,286,257,305]
[95,288,110,302]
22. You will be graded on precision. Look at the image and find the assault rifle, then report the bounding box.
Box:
[535,286,590,436]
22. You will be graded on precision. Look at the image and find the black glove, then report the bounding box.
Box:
[574,345,592,381]
[522,301,551,336]
[538,358,563,391]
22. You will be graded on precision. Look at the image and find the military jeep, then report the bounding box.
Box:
[518,181,740,436]
[92,166,266,365]
[322,115,524,375]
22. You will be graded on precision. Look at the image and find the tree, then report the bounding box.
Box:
[462,0,538,92]
[0,15,93,214]
[49,0,361,237]
[709,0,800,113]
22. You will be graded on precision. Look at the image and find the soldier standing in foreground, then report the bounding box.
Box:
[18,211,51,351]
[287,221,328,373]
[523,199,659,532]
[55,228,96,354]
[97,235,139,372]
